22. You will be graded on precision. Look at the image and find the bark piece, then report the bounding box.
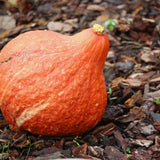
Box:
[92,123,117,138]
[139,124,156,135]
[129,139,153,147]
[111,77,125,91]
[124,90,142,108]
[104,146,127,160]
[88,146,104,158]
[103,105,124,121]
[87,4,105,11]
[132,149,152,160]
[115,61,134,73]
[72,143,87,157]
[116,106,146,123]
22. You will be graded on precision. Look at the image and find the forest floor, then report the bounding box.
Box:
[0,0,160,159]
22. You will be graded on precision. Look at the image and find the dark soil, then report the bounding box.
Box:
[0,0,160,159]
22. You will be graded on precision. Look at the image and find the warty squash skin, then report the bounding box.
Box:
[0,24,109,136]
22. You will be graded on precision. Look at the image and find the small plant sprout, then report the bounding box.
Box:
[107,87,112,95]
[126,147,132,159]
[1,142,10,160]
[107,87,117,101]
[103,19,118,31]
[21,137,33,160]
[100,138,103,142]
[154,97,160,105]
[73,136,80,146]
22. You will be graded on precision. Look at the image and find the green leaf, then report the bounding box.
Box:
[104,20,110,28]
[154,97,160,104]
[109,25,114,31]
[103,19,118,31]
[126,147,131,154]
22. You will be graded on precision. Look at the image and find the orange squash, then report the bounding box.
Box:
[0,24,109,136]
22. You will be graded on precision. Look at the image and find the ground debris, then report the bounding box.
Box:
[116,106,146,123]
[129,139,153,148]
[92,123,117,138]
[0,0,160,159]
[104,146,127,160]
[124,90,142,108]
[132,149,152,160]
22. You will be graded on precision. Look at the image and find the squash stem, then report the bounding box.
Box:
[93,24,105,35]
